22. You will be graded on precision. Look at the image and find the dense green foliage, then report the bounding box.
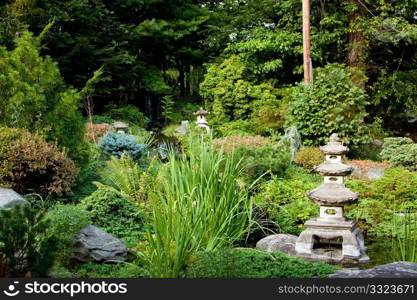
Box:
[143,137,255,278]
[185,248,338,278]
[70,262,148,279]
[294,147,324,171]
[0,30,86,161]
[80,188,145,244]
[254,166,320,235]
[200,55,283,136]
[2,0,417,278]
[0,206,58,276]
[46,205,91,266]
[380,137,417,171]
[105,105,148,128]
[346,167,417,237]
[286,64,370,146]
[234,143,291,181]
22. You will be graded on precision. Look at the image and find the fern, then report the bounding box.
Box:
[95,155,151,209]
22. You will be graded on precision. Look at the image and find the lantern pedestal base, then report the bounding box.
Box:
[295,218,370,265]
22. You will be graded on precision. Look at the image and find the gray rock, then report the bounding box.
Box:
[72,225,127,263]
[256,234,298,256]
[0,188,30,209]
[328,262,417,278]
[175,121,190,135]
[350,164,386,180]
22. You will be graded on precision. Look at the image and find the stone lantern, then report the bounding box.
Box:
[112,121,129,134]
[295,133,369,264]
[194,107,210,133]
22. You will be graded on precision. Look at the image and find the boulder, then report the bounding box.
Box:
[175,121,190,135]
[328,262,417,278]
[72,225,127,263]
[349,160,388,181]
[0,188,30,209]
[256,234,298,256]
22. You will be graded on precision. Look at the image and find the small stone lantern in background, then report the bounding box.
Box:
[112,121,129,134]
[295,133,369,264]
[194,107,210,134]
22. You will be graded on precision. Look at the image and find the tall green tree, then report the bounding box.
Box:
[0,29,85,162]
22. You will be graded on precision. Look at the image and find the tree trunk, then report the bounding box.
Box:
[302,0,313,84]
[348,0,367,88]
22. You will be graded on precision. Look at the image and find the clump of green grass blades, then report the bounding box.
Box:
[143,136,256,277]
[391,209,417,263]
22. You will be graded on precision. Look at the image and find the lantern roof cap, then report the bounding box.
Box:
[320,133,348,155]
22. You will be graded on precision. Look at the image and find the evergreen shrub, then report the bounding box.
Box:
[0,127,78,196]
[99,132,146,161]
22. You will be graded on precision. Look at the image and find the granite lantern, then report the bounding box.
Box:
[295,133,369,264]
[194,107,210,133]
[113,121,129,134]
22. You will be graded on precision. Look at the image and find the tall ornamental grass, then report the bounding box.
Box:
[391,210,417,263]
[143,136,255,277]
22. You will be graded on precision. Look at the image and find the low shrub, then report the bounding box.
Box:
[105,105,148,128]
[295,147,324,171]
[92,115,113,124]
[99,132,146,161]
[254,166,321,235]
[70,158,106,201]
[0,127,78,196]
[380,137,417,171]
[70,262,148,278]
[235,144,292,181]
[213,135,270,153]
[46,205,91,266]
[345,167,417,236]
[0,206,58,277]
[185,248,338,278]
[79,188,145,244]
[215,120,257,137]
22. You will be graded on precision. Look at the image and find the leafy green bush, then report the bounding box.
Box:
[345,167,417,236]
[214,135,292,181]
[286,64,370,146]
[0,31,85,162]
[213,135,270,152]
[200,55,283,136]
[105,105,148,128]
[215,120,257,137]
[0,127,78,196]
[71,158,106,201]
[70,262,148,278]
[92,115,113,124]
[380,137,417,171]
[79,188,145,244]
[295,147,324,171]
[185,248,337,278]
[142,136,255,278]
[254,167,320,235]
[235,143,292,181]
[0,206,58,276]
[99,132,146,161]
